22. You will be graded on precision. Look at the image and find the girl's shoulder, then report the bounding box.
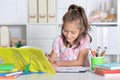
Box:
[83,34,90,40]
[55,35,63,41]
[80,34,90,43]
[54,35,63,43]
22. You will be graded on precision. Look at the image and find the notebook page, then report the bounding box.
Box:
[56,66,89,73]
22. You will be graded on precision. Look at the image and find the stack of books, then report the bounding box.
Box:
[0,63,23,80]
[94,62,120,76]
[0,76,15,80]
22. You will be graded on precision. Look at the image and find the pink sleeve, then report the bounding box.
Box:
[79,35,91,50]
[52,36,60,54]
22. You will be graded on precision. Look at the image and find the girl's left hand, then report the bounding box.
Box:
[52,62,58,69]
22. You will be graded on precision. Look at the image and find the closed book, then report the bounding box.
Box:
[0,26,10,47]
[38,0,47,23]
[0,71,23,77]
[0,63,14,71]
[48,0,56,23]
[95,67,120,76]
[95,62,120,70]
[28,0,38,23]
[0,76,15,80]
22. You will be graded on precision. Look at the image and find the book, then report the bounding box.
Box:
[95,62,120,70]
[0,71,23,77]
[0,48,56,74]
[0,26,10,47]
[56,67,89,73]
[0,63,14,71]
[95,67,120,76]
[0,76,15,80]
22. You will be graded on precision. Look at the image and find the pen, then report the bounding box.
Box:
[96,47,101,57]
[100,47,107,57]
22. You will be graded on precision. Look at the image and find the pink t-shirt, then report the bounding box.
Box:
[52,35,91,61]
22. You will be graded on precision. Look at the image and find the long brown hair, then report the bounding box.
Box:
[61,4,92,48]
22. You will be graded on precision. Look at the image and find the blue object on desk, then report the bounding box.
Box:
[23,72,45,75]
[0,71,23,76]
[95,62,120,70]
[23,64,44,75]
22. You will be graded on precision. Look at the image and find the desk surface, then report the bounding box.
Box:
[16,71,120,80]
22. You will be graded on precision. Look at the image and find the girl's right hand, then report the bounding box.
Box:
[48,58,58,69]
[52,63,58,69]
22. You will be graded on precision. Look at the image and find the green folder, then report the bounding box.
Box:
[0,63,14,71]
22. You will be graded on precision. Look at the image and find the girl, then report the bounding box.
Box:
[49,4,92,68]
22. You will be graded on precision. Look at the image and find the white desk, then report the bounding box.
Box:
[16,71,120,80]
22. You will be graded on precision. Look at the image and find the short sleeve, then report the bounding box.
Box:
[52,36,60,54]
[79,35,91,50]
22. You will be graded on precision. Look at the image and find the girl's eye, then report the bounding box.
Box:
[71,32,76,34]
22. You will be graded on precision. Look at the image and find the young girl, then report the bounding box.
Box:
[49,4,92,68]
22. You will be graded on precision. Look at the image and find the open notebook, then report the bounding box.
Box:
[55,66,89,73]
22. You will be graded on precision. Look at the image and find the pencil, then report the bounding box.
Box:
[91,50,96,57]
[100,50,106,57]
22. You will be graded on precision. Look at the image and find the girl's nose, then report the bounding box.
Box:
[66,32,71,37]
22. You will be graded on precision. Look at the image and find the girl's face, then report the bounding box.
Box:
[63,21,80,45]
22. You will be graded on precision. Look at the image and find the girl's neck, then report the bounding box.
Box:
[67,42,74,48]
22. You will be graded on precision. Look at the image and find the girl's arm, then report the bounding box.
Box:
[49,51,59,69]
[55,48,89,67]
[49,50,57,64]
